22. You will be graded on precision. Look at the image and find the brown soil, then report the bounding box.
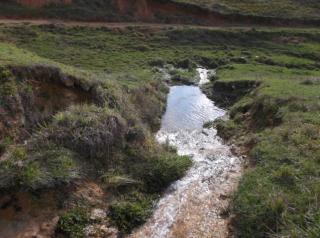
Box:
[0,191,61,238]
[0,65,93,144]
[6,0,320,27]
[0,180,109,238]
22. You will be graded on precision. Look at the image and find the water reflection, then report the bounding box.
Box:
[161,86,225,132]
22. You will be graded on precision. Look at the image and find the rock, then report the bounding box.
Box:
[90,208,107,221]
[60,75,75,87]
[85,224,118,238]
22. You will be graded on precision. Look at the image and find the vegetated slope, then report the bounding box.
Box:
[174,0,320,20]
[0,26,193,237]
[0,24,319,237]
[0,0,319,25]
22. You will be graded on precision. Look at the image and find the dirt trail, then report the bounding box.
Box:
[0,18,317,31]
[0,18,240,28]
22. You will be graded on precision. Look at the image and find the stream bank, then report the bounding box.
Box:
[129,69,243,238]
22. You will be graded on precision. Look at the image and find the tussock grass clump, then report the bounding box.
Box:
[57,206,90,238]
[138,154,192,193]
[0,146,80,189]
[109,194,154,234]
[46,104,127,160]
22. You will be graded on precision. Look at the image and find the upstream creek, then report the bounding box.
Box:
[130,69,243,238]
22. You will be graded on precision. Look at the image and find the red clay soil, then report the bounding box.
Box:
[9,0,320,27]
[112,0,232,25]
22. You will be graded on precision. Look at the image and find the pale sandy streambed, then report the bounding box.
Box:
[129,69,242,238]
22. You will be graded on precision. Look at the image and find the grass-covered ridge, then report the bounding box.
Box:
[0,24,319,236]
[0,0,320,24]
[174,0,320,20]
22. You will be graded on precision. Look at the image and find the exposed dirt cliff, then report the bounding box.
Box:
[0,65,98,146]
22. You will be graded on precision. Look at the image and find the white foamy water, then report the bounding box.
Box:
[197,68,211,85]
[130,69,242,238]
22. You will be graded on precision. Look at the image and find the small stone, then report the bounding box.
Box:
[61,76,74,87]
[85,224,118,238]
[90,208,106,221]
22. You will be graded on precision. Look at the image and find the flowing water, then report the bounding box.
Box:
[130,69,242,238]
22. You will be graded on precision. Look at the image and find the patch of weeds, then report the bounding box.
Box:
[57,207,90,238]
[149,58,166,67]
[250,96,283,130]
[301,77,320,85]
[169,67,198,85]
[44,148,79,183]
[100,171,140,189]
[20,162,43,188]
[174,58,196,69]
[11,146,27,161]
[109,194,153,234]
[0,137,13,154]
[273,166,296,186]
[203,120,215,128]
[215,119,238,140]
[48,104,127,160]
[140,153,191,193]
[0,146,80,189]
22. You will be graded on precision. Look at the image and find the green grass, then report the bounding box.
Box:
[0,24,319,236]
[57,207,90,238]
[210,39,320,236]
[1,0,320,21]
[0,0,118,21]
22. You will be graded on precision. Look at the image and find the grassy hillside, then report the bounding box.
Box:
[0,24,319,236]
[0,0,320,23]
[174,0,320,20]
[0,0,119,21]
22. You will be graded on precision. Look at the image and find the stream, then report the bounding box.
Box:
[130,69,242,238]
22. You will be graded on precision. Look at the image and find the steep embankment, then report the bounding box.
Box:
[1,0,320,26]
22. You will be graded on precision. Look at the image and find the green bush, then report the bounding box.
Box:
[273,166,296,186]
[0,146,80,189]
[20,163,43,187]
[57,207,90,238]
[141,154,191,193]
[216,119,238,140]
[11,147,27,161]
[109,197,153,233]
[250,96,283,129]
[46,104,127,160]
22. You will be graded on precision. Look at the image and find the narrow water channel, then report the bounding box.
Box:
[130,69,242,238]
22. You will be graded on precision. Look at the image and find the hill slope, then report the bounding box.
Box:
[174,0,320,20]
[0,0,319,25]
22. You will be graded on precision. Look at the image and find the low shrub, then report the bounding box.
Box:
[57,207,90,238]
[109,195,153,234]
[0,146,80,189]
[44,104,127,160]
[140,154,191,193]
[216,119,238,140]
[273,166,296,186]
[250,96,283,130]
